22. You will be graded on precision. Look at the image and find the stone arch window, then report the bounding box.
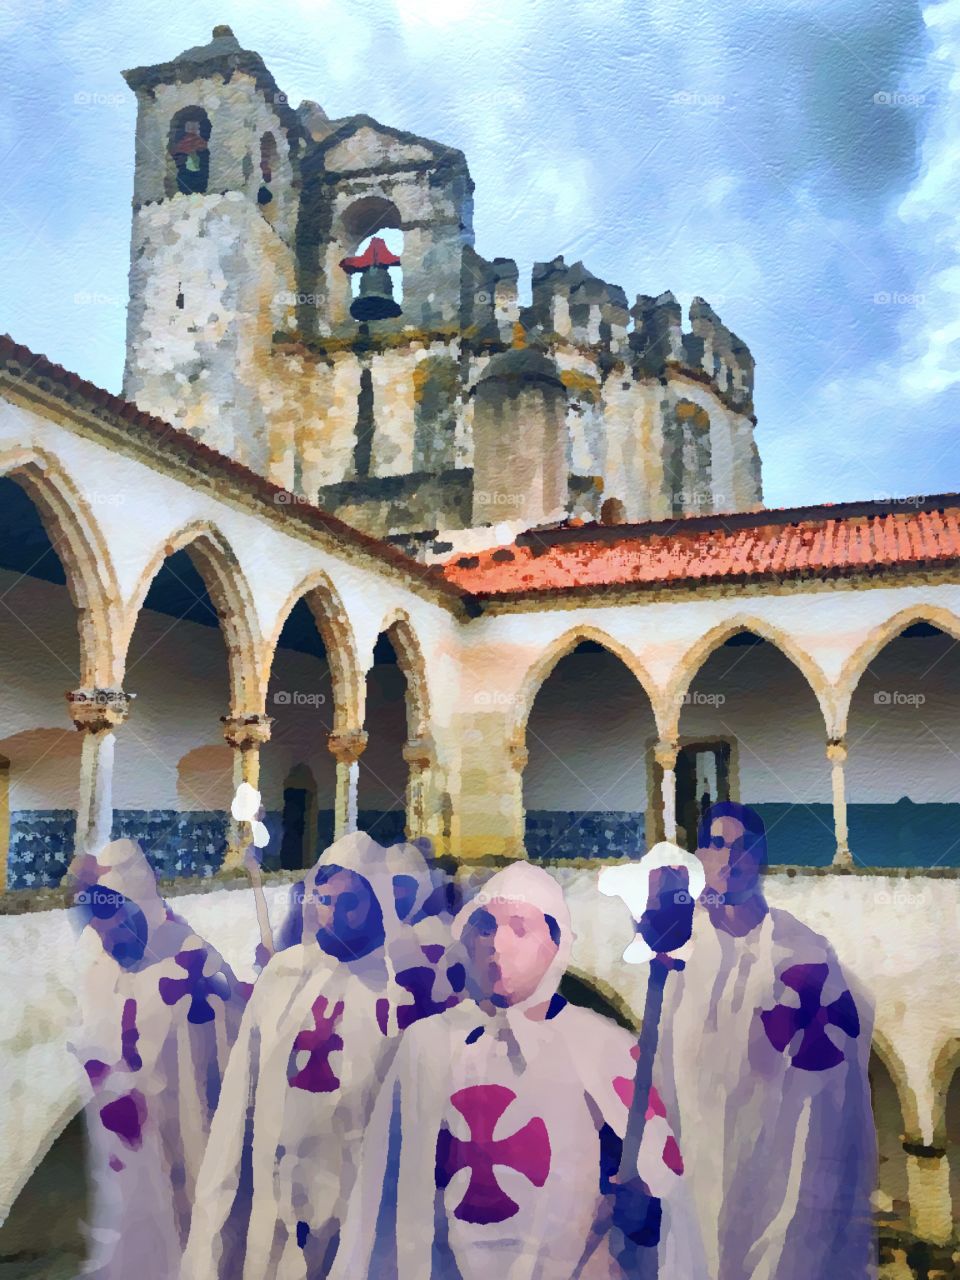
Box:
[341,196,404,307]
[258,131,278,212]
[168,107,211,196]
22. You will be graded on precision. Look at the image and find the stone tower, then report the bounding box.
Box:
[120,28,764,552]
[122,27,302,472]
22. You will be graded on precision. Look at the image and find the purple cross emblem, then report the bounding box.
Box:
[158,948,230,1025]
[287,994,345,1093]
[395,964,459,1031]
[435,1084,551,1224]
[760,962,860,1072]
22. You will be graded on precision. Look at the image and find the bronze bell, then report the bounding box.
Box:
[340,236,403,323]
[350,265,402,322]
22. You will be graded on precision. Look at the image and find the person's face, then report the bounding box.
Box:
[75,885,148,968]
[463,901,559,1007]
[307,867,384,960]
[697,816,763,903]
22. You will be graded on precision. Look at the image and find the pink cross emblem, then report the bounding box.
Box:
[435,1084,551,1224]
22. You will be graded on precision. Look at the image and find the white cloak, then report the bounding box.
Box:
[654,905,878,1280]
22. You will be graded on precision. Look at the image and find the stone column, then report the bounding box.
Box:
[66,688,134,857]
[509,737,529,858]
[827,738,853,868]
[655,738,679,843]
[402,736,435,841]
[903,1141,952,1244]
[221,713,273,870]
[328,729,368,840]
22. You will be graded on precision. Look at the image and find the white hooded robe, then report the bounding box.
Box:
[654,904,877,1280]
[181,831,454,1280]
[68,840,245,1280]
[332,861,707,1280]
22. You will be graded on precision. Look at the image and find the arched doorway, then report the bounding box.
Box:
[846,621,960,868]
[522,639,658,861]
[263,594,339,868]
[115,540,250,878]
[675,629,831,863]
[359,631,411,846]
[0,476,85,887]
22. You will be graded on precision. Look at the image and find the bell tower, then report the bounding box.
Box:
[121,26,303,471]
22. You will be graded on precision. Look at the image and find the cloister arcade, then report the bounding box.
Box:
[2,368,960,1260]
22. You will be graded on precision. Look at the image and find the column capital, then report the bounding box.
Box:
[328,728,368,765]
[826,737,848,764]
[654,738,679,769]
[66,687,134,733]
[402,736,434,767]
[221,713,273,749]
[507,735,528,772]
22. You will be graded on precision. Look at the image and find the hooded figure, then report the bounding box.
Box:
[654,804,877,1280]
[331,862,706,1280]
[182,831,452,1280]
[67,840,244,1280]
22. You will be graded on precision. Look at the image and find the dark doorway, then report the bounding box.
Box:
[280,786,310,869]
[675,741,731,852]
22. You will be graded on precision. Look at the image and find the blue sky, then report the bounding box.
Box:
[0,0,958,508]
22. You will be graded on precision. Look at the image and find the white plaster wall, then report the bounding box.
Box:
[0,569,82,809]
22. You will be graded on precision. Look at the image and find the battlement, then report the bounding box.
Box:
[631,291,754,412]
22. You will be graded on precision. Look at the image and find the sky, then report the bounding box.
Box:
[0,0,958,508]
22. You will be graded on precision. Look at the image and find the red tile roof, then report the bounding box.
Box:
[442,503,960,598]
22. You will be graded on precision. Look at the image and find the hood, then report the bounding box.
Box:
[384,837,439,924]
[451,861,573,1017]
[299,830,411,958]
[71,839,169,933]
